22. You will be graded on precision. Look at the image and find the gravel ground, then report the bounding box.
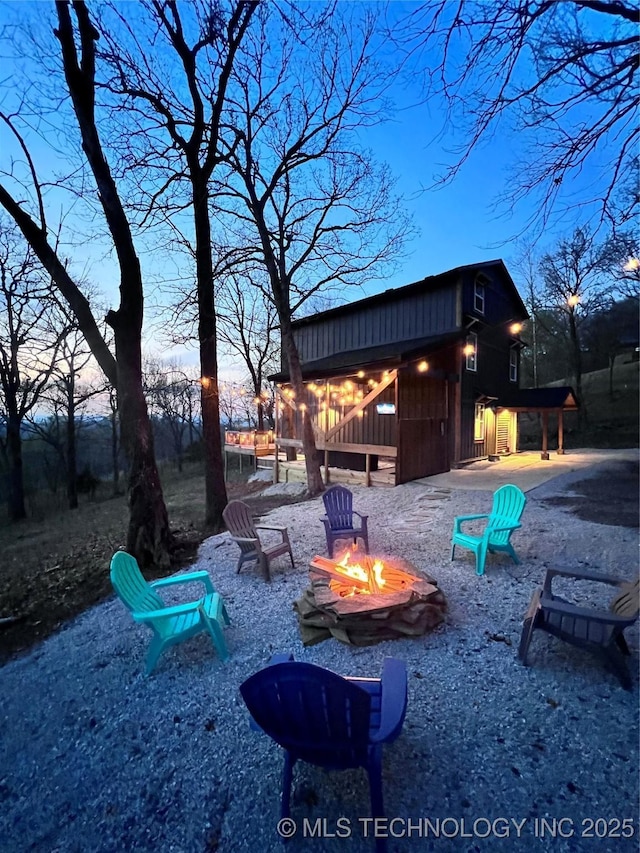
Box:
[0,461,638,853]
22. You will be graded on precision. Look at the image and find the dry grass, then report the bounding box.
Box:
[0,460,307,663]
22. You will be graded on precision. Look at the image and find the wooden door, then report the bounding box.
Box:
[396,417,449,483]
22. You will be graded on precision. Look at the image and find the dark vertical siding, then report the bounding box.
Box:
[294,285,458,364]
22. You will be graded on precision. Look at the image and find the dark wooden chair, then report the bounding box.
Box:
[321,484,369,558]
[240,654,407,853]
[222,500,294,582]
[519,566,640,690]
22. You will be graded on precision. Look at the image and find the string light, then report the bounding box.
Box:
[417,360,428,373]
[357,370,365,379]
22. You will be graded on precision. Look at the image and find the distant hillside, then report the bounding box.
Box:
[518,359,639,449]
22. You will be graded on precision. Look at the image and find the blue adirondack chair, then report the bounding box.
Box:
[240,654,407,853]
[321,484,369,558]
[110,551,230,675]
[450,483,526,576]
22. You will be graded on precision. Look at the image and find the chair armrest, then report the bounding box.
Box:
[539,594,637,626]
[229,535,259,546]
[256,524,288,533]
[151,571,214,594]
[352,511,368,522]
[543,566,625,594]
[267,652,295,666]
[132,600,202,622]
[453,513,488,534]
[456,513,489,523]
[370,658,408,744]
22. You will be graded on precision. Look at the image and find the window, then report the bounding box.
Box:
[509,345,518,382]
[474,403,485,441]
[474,276,486,314]
[465,332,477,372]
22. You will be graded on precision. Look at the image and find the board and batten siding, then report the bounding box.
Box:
[294,285,458,363]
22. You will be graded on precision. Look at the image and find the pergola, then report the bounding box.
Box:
[496,386,579,459]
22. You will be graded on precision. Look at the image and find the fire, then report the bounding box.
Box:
[336,551,369,584]
[334,552,387,595]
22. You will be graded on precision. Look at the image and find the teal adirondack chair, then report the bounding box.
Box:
[450,484,526,576]
[110,551,230,674]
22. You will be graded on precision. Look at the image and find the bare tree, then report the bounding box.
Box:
[540,226,618,412]
[398,1,639,232]
[95,0,258,529]
[144,359,200,472]
[216,6,413,494]
[605,230,640,300]
[0,2,173,566]
[0,224,71,521]
[218,381,247,429]
[28,325,107,510]
[215,265,279,431]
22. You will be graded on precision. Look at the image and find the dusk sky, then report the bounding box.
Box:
[0,1,628,379]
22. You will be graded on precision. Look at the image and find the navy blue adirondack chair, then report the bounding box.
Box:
[321,484,369,558]
[240,655,407,853]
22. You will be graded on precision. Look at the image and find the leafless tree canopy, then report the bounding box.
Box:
[398,0,639,233]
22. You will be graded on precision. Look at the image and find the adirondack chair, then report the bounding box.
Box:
[321,484,369,558]
[519,567,640,690]
[240,654,407,853]
[110,551,230,675]
[222,500,294,582]
[450,483,526,576]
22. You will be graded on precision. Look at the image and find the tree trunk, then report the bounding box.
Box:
[193,174,227,530]
[110,400,120,496]
[280,317,323,496]
[113,324,172,568]
[608,352,616,399]
[6,413,26,522]
[66,403,79,510]
[568,308,586,423]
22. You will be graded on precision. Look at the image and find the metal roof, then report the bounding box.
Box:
[290,259,529,329]
[269,331,464,383]
[494,386,579,411]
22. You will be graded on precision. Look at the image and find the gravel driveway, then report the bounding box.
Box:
[0,459,638,853]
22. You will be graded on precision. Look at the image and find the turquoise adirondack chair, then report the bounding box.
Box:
[110,551,230,674]
[450,484,526,576]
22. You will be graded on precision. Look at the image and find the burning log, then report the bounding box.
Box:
[294,554,448,647]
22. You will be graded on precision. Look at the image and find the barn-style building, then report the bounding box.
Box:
[270,260,577,485]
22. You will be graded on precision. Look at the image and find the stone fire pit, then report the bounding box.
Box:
[294,552,447,646]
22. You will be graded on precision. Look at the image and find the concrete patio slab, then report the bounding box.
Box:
[413,447,639,492]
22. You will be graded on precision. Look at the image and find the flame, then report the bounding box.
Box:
[333,552,387,594]
[336,551,368,583]
[371,559,386,589]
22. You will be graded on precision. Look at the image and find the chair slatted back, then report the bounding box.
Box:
[240,662,372,768]
[110,551,164,613]
[323,485,354,531]
[488,484,526,544]
[610,578,640,619]
[223,501,258,554]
